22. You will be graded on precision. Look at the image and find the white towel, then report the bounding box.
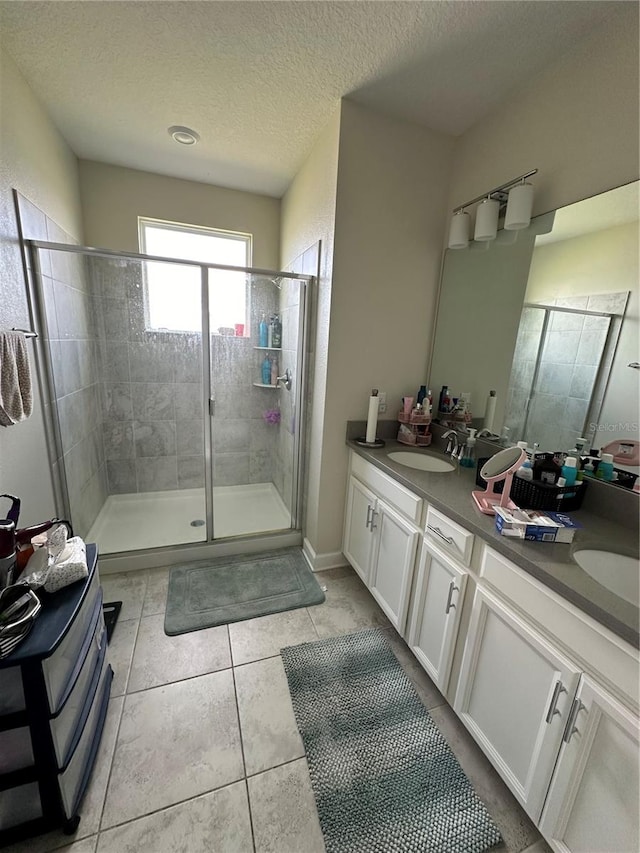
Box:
[0,331,33,426]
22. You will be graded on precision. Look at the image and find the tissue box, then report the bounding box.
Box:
[494,507,581,543]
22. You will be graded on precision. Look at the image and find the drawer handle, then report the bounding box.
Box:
[445,581,459,614]
[545,680,567,724]
[562,698,586,743]
[365,505,373,529]
[427,524,455,547]
[370,509,378,531]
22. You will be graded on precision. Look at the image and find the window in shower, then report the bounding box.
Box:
[139,218,252,333]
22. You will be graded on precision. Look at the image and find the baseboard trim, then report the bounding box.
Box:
[302,538,349,572]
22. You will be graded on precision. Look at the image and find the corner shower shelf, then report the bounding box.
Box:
[253,382,278,388]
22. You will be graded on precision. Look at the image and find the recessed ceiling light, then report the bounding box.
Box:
[168,125,200,145]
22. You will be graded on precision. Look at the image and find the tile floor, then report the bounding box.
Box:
[8,565,553,853]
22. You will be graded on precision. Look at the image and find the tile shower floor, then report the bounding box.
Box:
[87,484,291,553]
[8,566,552,853]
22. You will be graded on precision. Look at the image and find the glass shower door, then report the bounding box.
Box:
[209,270,307,539]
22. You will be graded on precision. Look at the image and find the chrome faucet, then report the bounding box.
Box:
[442,429,460,459]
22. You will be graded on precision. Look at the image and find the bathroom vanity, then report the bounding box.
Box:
[343,442,639,853]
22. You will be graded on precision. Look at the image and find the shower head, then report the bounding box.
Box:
[269,276,283,289]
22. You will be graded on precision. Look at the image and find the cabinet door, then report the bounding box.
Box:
[343,476,377,584]
[407,539,467,693]
[539,675,639,853]
[454,587,580,824]
[368,500,419,634]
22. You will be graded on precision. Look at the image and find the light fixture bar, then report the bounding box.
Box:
[452,169,538,213]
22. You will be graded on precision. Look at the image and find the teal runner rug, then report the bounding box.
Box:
[164,548,324,635]
[281,629,502,853]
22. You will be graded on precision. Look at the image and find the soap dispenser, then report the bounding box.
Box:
[460,429,477,468]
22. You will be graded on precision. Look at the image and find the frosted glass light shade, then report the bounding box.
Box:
[448,211,470,249]
[474,198,499,242]
[505,182,534,230]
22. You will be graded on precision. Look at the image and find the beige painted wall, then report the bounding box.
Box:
[280,107,341,554]
[447,6,639,225]
[79,160,281,267]
[0,48,83,526]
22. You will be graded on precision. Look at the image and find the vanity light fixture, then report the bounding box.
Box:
[448,169,537,249]
[168,125,200,145]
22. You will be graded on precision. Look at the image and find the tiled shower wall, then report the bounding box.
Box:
[91,258,290,497]
[16,193,107,538]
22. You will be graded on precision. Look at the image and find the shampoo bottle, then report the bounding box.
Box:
[262,356,272,385]
[272,314,282,348]
[561,456,578,486]
[259,313,269,348]
[595,453,615,481]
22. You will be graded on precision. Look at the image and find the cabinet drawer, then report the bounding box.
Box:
[0,668,25,716]
[351,453,422,524]
[51,613,107,769]
[480,546,639,707]
[425,506,474,566]
[59,658,112,819]
[0,727,33,774]
[0,782,42,831]
[42,570,100,715]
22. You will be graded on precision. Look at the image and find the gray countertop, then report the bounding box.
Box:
[347,439,639,649]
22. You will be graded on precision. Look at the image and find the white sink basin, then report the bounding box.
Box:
[572,549,639,606]
[387,451,456,473]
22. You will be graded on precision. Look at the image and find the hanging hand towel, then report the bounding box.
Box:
[0,331,33,426]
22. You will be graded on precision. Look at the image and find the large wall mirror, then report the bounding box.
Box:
[430,180,639,477]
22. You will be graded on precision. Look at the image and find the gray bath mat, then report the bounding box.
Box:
[281,629,502,853]
[164,548,325,635]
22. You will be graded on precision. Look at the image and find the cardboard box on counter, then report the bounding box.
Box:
[494,507,582,543]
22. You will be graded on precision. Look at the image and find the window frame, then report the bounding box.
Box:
[138,216,253,334]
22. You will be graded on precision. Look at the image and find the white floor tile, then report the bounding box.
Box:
[101,671,243,828]
[235,656,304,775]
[96,782,252,853]
[100,572,147,622]
[127,614,230,692]
[229,608,318,666]
[107,619,137,697]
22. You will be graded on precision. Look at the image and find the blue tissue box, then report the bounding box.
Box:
[494,507,582,543]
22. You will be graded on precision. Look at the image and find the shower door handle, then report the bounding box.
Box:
[208,398,215,416]
[276,369,292,391]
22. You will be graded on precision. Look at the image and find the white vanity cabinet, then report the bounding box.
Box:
[343,475,378,584]
[407,537,467,693]
[539,675,639,853]
[454,585,581,823]
[343,453,422,633]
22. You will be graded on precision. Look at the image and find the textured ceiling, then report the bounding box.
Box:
[0,1,618,197]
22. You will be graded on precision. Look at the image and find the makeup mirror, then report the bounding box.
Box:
[472,446,526,515]
[430,181,639,485]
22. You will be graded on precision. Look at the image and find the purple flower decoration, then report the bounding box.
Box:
[263,408,281,425]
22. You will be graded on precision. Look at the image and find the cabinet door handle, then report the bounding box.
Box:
[370,509,378,531]
[427,524,455,546]
[545,680,567,724]
[365,505,373,529]
[445,581,459,614]
[562,698,586,743]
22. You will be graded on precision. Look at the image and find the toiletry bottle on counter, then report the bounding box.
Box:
[515,457,533,481]
[259,313,268,347]
[262,356,272,385]
[556,477,574,499]
[416,385,427,407]
[561,456,578,487]
[459,429,477,468]
[595,453,615,481]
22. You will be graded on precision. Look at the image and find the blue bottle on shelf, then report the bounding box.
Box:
[259,314,269,348]
[261,356,272,385]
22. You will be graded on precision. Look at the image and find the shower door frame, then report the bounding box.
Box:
[27,239,314,555]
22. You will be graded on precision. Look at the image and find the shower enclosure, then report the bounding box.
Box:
[27,241,313,561]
